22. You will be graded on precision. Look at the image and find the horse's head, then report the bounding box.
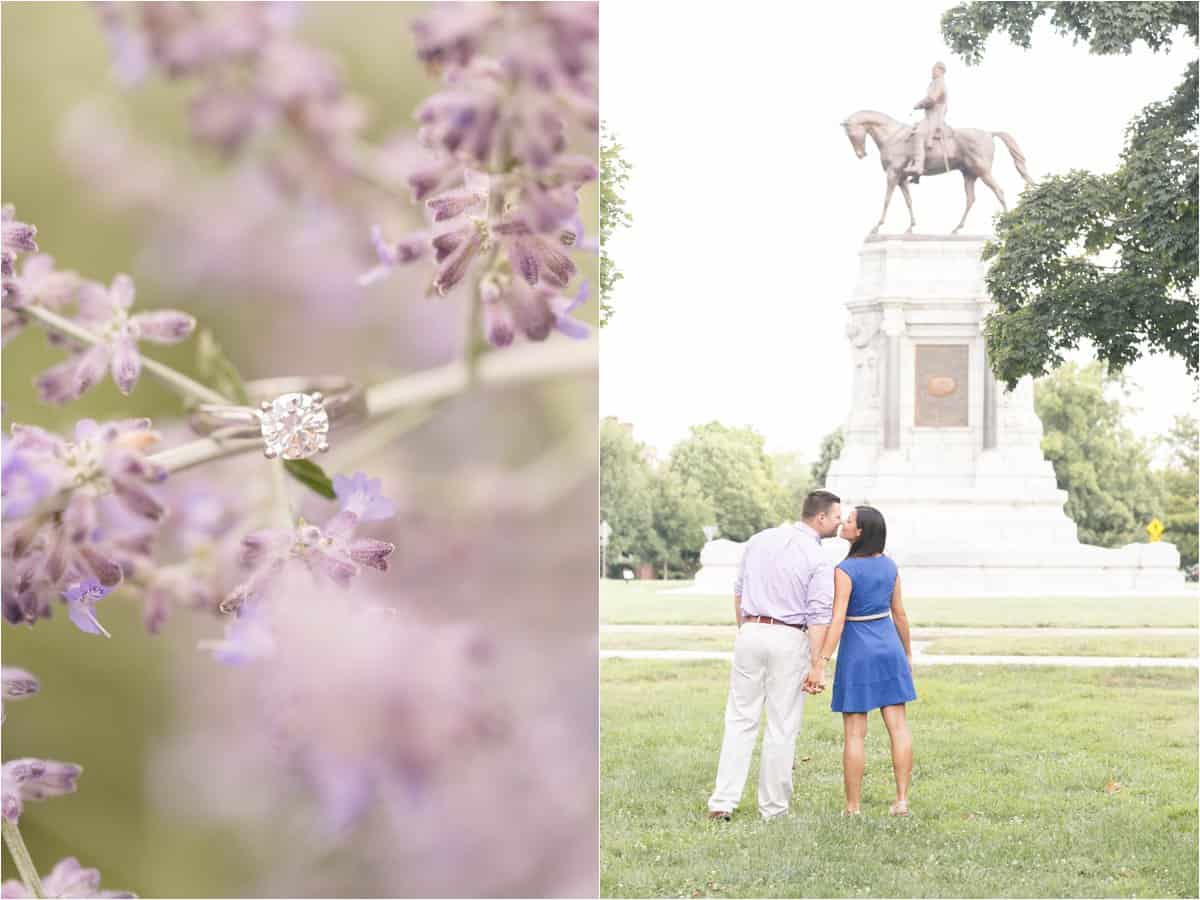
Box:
[841,117,868,160]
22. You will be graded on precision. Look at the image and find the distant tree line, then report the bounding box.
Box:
[602,364,1196,578]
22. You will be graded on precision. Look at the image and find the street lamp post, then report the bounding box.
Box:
[600,519,612,579]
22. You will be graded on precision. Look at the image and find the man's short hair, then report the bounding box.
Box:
[801,490,841,520]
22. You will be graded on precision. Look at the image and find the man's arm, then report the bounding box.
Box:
[805,557,835,665]
[732,542,749,626]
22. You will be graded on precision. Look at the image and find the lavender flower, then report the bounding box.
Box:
[1,667,39,723]
[1,667,39,702]
[1,758,82,823]
[2,254,80,317]
[96,4,364,169]
[220,474,396,615]
[333,472,397,522]
[357,225,429,287]
[1,439,54,521]
[199,600,277,665]
[478,276,589,347]
[3,418,169,629]
[1,856,134,898]
[35,275,195,403]
[1,205,37,281]
[63,578,112,638]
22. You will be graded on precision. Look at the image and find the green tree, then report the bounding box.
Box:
[600,123,633,327]
[810,427,845,489]
[667,423,790,542]
[941,3,1198,387]
[649,468,715,578]
[771,451,814,519]
[599,418,655,574]
[1159,414,1198,572]
[1034,361,1163,547]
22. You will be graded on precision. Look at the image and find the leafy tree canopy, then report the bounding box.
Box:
[941,2,1198,388]
[1033,361,1164,547]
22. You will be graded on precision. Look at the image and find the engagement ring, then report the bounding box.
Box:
[189,376,367,460]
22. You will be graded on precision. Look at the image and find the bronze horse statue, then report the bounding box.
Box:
[842,109,1034,235]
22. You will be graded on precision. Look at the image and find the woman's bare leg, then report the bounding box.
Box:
[842,713,868,813]
[880,703,912,813]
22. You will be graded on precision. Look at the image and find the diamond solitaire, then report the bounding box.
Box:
[259,392,330,460]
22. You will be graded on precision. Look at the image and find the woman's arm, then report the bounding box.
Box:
[891,573,912,662]
[805,568,851,691]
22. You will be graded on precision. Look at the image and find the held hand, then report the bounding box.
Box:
[803,664,826,694]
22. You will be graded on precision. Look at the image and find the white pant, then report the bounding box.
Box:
[707,622,810,819]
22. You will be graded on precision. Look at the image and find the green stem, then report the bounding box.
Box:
[23,305,231,406]
[21,336,595,518]
[2,820,45,899]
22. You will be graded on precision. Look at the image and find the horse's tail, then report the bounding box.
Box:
[994,131,1033,185]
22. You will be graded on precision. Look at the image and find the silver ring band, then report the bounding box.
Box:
[189,376,366,460]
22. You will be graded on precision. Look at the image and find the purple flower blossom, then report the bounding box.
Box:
[1,438,54,521]
[35,275,195,403]
[1,758,82,823]
[333,472,397,522]
[1,205,37,281]
[551,280,590,340]
[200,601,277,665]
[63,578,112,638]
[3,418,169,630]
[357,225,429,287]
[1,667,39,702]
[2,254,80,315]
[1,856,133,898]
[477,277,589,347]
[221,483,396,616]
[1,667,39,723]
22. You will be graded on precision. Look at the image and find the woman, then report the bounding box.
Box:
[805,506,916,816]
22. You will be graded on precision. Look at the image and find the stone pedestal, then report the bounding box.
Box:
[823,234,1184,596]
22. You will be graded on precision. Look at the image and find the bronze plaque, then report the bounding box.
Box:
[915,345,968,426]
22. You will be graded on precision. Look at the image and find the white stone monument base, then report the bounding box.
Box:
[672,538,1189,598]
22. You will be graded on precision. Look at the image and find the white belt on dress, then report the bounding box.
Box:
[844,611,891,622]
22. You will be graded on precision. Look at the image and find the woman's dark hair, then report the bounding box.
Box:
[847,505,887,557]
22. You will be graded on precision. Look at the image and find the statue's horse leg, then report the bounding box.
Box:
[979,168,1007,213]
[869,170,900,236]
[953,173,977,234]
[897,178,917,233]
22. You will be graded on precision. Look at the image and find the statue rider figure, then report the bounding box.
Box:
[904,61,948,182]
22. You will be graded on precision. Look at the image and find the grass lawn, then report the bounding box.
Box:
[600,630,1199,658]
[601,659,1198,898]
[601,581,1200,628]
[925,634,1199,658]
[601,630,737,652]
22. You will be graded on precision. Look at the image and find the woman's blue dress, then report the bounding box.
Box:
[830,555,917,713]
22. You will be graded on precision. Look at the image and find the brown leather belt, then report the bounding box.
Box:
[743,614,808,631]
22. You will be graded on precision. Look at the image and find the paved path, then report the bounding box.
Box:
[600,648,1199,668]
[601,625,1197,638]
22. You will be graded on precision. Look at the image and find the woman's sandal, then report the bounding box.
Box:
[888,801,910,817]
[841,809,862,817]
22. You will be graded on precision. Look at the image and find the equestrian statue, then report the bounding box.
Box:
[842,62,1034,236]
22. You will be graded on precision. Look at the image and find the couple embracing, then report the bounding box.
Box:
[706,490,917,821]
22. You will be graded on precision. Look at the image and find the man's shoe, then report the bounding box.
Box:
[707,810,731,822]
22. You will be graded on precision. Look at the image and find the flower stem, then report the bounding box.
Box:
[23,305,232,406]
[2,820,45,899]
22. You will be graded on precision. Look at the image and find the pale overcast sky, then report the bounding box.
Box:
[599,1,1198,461]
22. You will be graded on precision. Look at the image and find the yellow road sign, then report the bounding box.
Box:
[1146,518,1165,542]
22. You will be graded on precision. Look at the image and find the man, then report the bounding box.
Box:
[705,490,842,821]
[904,61,948,181]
